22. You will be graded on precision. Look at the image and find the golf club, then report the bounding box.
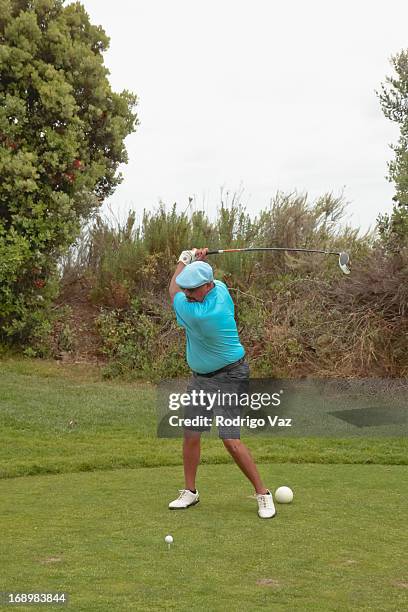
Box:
[207,247,351,274]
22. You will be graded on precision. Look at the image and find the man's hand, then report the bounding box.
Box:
[178,247,208,265]
[178,249,197,265]
[195,247,208,261]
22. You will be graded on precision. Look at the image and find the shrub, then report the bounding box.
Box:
[58,193,408,379]
[96,297,188,381]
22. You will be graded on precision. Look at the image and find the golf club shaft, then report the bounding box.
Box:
[207,247,341,256]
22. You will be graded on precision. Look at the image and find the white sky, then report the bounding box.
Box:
[80,0,408,232]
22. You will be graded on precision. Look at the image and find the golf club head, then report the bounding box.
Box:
[338,252,351,275]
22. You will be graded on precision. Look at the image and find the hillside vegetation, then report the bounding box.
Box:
[46,192,408,380]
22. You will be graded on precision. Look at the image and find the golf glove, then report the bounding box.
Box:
[178,249,197,265]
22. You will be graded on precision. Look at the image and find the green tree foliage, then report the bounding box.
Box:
[0,0,138,345]
[377,50,408,250]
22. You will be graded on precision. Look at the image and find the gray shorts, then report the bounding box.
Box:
[184,360,250,439]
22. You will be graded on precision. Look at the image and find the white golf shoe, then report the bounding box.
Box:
[168,489,200,510]
[256,489,276,519]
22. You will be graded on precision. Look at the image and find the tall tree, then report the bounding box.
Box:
[0,0,138,344]
[378,50,408,209]
[377,50,408,250]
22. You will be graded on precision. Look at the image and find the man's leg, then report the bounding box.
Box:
[222,438,267,494]
[168,430,201,509]
[183,430,201,491]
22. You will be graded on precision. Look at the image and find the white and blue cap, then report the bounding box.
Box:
[176,261,214,289]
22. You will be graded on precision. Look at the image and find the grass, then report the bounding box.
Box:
[0,358,407,480]
[1,357,407,610]
[1,464,407,611]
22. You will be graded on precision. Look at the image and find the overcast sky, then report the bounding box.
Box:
[81,0,408,232]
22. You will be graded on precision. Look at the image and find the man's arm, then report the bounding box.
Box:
[169,261,186,303]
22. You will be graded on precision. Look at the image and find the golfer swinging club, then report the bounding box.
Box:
[168,247,276,519]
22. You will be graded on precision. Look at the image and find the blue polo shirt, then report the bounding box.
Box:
[173,280,245,374]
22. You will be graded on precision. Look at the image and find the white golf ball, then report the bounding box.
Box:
[164,535,173,544]
[275,486,294,504]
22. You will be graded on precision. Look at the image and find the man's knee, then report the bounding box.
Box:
[223,438,242,453]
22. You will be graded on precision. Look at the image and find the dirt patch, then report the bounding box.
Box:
[39,557,63,565]
[256,578,281,588]
[331,559,358,567]
[392,581,408,589]
[53,277,105,364]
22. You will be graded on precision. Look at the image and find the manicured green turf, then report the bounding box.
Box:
[0,358,407,480]
[1,358,407,610]
[1,464,407,611]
